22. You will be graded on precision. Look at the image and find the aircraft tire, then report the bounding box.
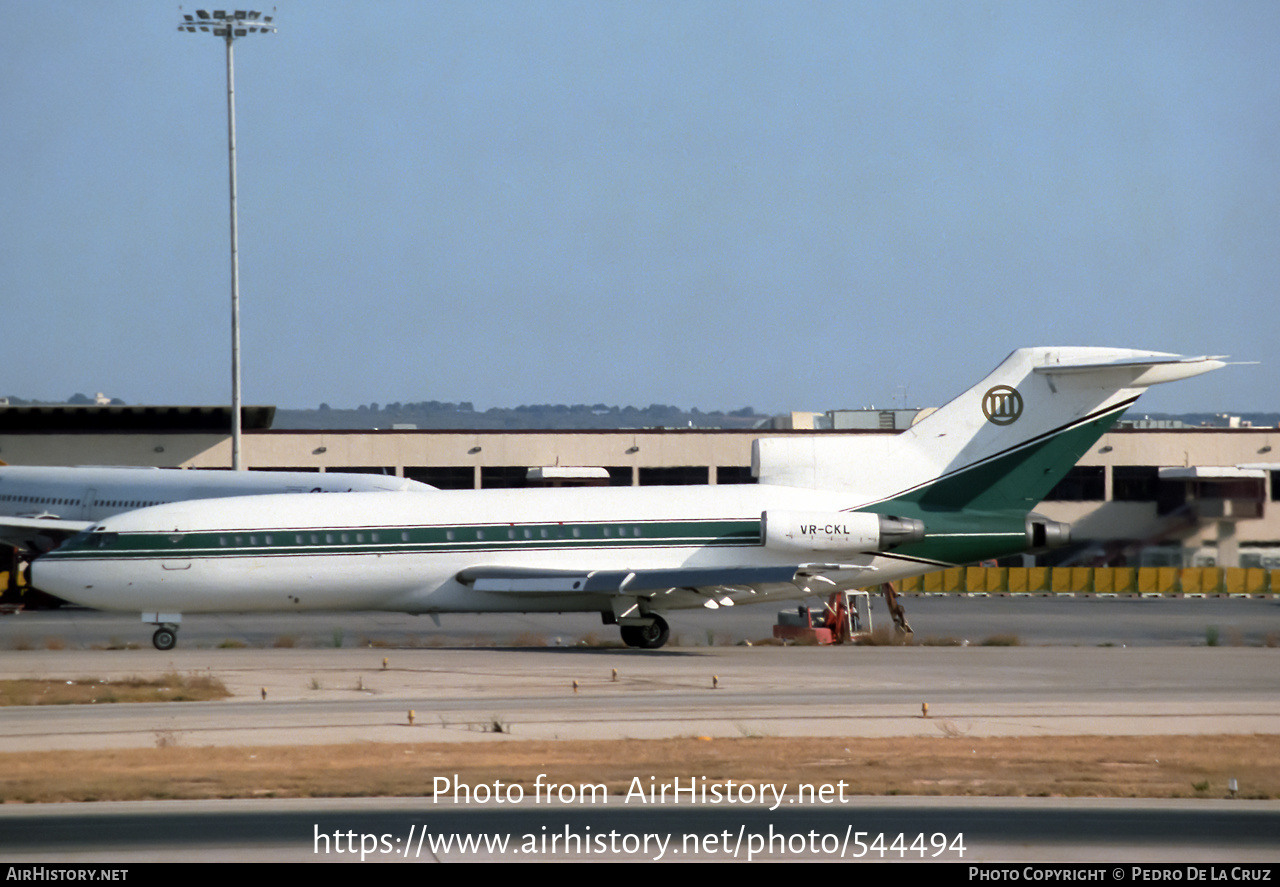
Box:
[626,615,669,650]
[152,627,177,651]
[639,615,669,649]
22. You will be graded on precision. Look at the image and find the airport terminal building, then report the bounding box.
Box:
[1,404,1277,570]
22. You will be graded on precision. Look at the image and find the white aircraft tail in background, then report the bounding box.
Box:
[31,348,1225,650]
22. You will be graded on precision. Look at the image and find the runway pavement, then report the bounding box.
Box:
[0,597,1277,750]
[0,643,1277,750]
[3,593,1279,650]
[2,598,1277,862]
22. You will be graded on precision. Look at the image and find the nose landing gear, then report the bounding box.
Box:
[143,613,183,650]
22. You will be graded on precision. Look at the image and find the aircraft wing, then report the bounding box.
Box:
[456,563,877,610]
[0,517,92,554]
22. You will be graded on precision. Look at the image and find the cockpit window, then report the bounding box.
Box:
[64,529,95,550]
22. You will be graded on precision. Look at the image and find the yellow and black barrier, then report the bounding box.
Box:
[897,566,1280,595]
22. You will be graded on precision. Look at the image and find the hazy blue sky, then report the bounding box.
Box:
[2,1,1275,414]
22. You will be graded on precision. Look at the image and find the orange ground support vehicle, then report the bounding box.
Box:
[773,590,872,644]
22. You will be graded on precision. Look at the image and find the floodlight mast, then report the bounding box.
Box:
[179,9,276,470]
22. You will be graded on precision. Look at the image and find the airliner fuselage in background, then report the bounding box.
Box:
[0,466,433,558]
[31,348,1228,650]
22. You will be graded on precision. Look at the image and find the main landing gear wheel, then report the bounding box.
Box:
[620,614,670,650]
[152,627,177,651]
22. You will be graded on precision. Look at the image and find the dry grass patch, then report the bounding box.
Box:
[0,735,1275,804]
[0,672,229,706]
[509,632,549,648]
[855,626,913,646]
[979,634,1022,646]
[917,636,966,646]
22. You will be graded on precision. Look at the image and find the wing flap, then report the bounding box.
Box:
[457,563,876,597]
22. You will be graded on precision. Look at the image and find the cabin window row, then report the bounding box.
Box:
[0,494,164,509]
[2,494,78,506]
[217,532,394,547]
[210,525,649,548]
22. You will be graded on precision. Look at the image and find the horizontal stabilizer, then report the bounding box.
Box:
[1033,353,1226,386]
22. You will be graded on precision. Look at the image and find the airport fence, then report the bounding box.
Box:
[897,566,1280,595]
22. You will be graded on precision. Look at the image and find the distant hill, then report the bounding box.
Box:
[271,402,769,430]
[271,405,1280,432]
[1,394,127,407]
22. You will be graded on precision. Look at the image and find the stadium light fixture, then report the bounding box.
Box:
[179,8,276,470]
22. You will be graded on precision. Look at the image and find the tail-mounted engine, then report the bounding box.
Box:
[1026,513,1071,549]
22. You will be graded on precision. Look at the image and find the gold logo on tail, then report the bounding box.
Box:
[982,385,1023,425]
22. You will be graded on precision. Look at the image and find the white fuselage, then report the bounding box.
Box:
[32,483,893,615]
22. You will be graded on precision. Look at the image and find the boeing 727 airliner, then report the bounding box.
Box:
[31,348,1225,649]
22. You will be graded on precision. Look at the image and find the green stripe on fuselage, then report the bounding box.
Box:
[45,519,763,561]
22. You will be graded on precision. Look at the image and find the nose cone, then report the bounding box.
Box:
[29,557,94,608]
[32,555,173,613]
